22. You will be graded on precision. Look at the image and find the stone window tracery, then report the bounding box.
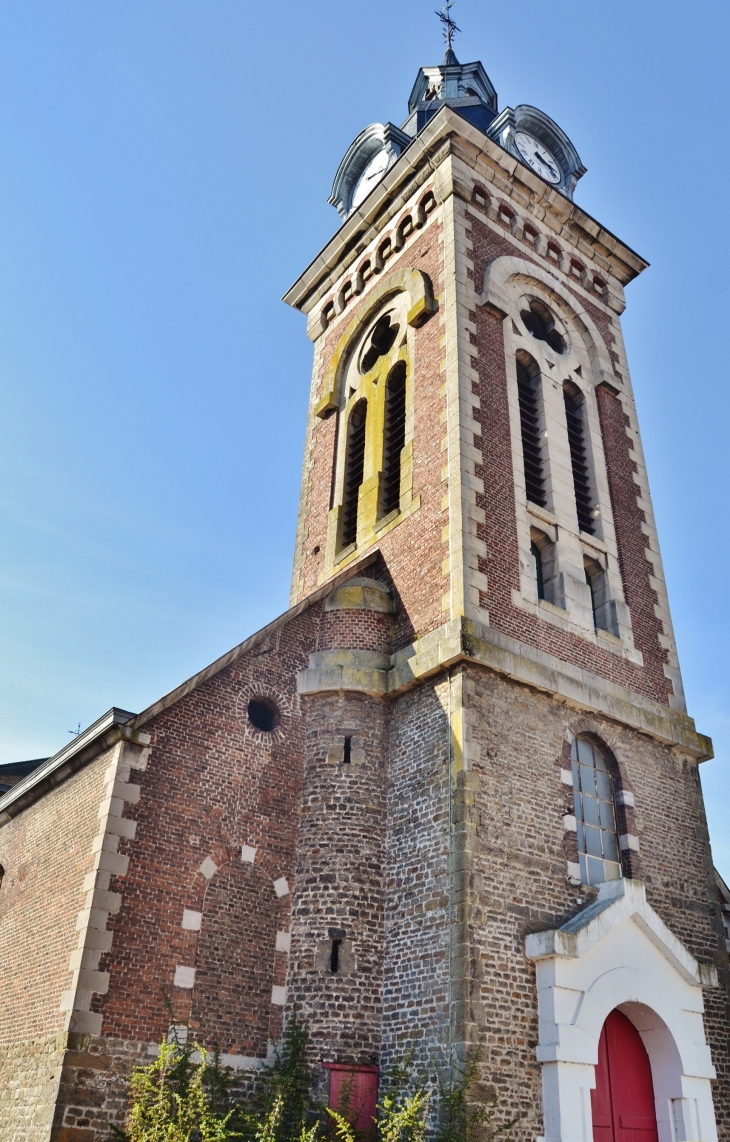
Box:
[484,258,637,650]
[521,299,566,354]
[328,291,417,560]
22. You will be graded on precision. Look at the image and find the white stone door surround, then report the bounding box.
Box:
[526,879,719,1142]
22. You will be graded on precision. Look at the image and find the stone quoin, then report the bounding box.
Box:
[0,35,728,1142]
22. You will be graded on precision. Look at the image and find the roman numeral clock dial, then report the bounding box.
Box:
[514,130,562,185]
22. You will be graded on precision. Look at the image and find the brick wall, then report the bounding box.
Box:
[35,605,320,1139]
[0,753,109,1045]
[0,752,113,1140]
[463,664,729,1141]
[92,605,318,1049]
[595,385,672,702]
[190,859,286,1057]
[292,217,448,650]
[467,213,673,706]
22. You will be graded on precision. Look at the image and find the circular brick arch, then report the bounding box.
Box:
[233,673,298,745]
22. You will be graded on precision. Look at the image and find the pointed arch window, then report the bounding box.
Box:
[516,353,547,507]
[563,385,595,534]
[341,400,368,549]
[379,362,407,518]
[571,737,621,886]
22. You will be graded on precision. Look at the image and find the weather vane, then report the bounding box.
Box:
[435,1,460,52]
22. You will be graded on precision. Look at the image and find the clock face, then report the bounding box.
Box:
[514,131,562,185]
[351,148,391,209]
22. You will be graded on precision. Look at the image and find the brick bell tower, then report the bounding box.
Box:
[283,36,729,1142]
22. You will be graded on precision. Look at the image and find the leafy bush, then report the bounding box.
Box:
[114,1017,518,1142]
[242,1012,321,1142]
[113,1037,242,1141]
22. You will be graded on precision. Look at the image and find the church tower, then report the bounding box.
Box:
[0,30,728,1142]
[282,37,729,1142]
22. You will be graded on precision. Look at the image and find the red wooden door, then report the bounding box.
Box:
[325,1063,379,1139]
[591,1010,659,1142]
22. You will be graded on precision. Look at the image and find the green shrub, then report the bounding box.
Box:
[114,1017,517,1142]
[114,1038,242,1141]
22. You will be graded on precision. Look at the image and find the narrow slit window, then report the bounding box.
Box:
[516,355,547,507]
[571,737,621,886]
[586,569,598,628]
[531,542,545,600]
[343,737,352,764]
[330,939,342,973]
[380,362,407,518]
[341,400,368,549]
[563,387,595,534]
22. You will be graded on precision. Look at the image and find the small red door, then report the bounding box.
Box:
[325,1063,379,1138]
[591,1010,659,1142]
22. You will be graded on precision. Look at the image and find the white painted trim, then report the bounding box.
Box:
[526,880,719,1142]
[60,740,148,1036]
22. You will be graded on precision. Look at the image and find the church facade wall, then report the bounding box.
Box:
[0,750,114,1141]
[290,204,451,651]
[92,603,319,1051]
[462,664,729,1140]
[466,209,675,707]
[32,604,320,1140]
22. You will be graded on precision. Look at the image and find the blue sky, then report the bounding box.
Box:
[0,0,728,879]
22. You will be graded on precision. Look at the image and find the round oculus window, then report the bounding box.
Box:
[247,698,280,733]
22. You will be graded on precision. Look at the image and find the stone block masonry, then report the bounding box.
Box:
[464,664,730,1141]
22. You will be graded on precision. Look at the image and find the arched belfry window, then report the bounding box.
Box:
[379,361,407,518]
[516,352,547,507]
[563,384,595,535]
[341,400,368,549]
[571,737,621,886]
[327,289,419,565]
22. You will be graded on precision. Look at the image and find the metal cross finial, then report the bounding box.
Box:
[435,1,460,51]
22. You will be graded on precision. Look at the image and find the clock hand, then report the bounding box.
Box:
[535,151,558,178]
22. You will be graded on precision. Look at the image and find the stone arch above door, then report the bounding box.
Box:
[526,879,719,1142]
